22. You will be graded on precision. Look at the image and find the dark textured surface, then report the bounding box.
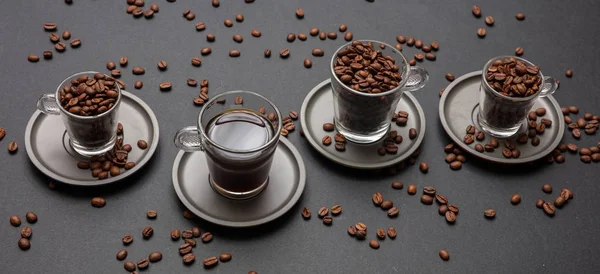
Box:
[1,0,599,273]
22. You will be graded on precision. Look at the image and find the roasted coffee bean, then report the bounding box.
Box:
[560,188,573,200]
[407,36,415,46]
[514,47,524,56]
[55,42,66,52]
[301,207,311,219]
[156,60,168,70]
[116,249,128,261]
[68,38,80,46]
[439,250,450,260]
[317,206,329,218]
[343,32,353,41]
[322,216,333,225]
[106,61,116,70]
[179,243,193,255]
[133,80,143,89]
[122,234,133,245]
[202,256,219,269]
[24,212,37,223]
[423,186,436,196]
[419,162,429,173]
[372,193,384,206]
[376,228,386,239]
[308,27,319,36]
[286,33,296,42]
[199,232,212,243]
[148,252,162,263]
[369,240,380,249]
[555,154,565,163]
[435,194,448,205]
[41,50,52,59]
[17,237,30,251]
[43,22,57,31]
[592,153,600,162]
[580,148,592,156]
[91,197,106,208]
[407,185,417,195]
[27,54,39,62]
[328,205,342,215]
[181,229,193,239]
[132,66,145,75]
[472,5,482,17]
[445,211,456,224]
[109,165,120,177]
[380,200,393,210]
[511,194,521,205]
[20,226,32,239]
[576,118,587,128]
[205,33,216,42]
[347,226,357,236]
[124,162,136,170]
[567,105,579,114]
[183,210,196,220]
[385,227,397,239]
[445,72,455,81]
[218,253,232,263]
[448,205,459,214]
[408,128,417,139]
[477,28,486,37]
[581,155,591,163]
[421,194,434,205]
[229,50,241,57]
[542,202,555,216]
[137,258,150,270]
[298,33,307,40]
[565,69,573,78]
[146,210,157,219]
[484,15,495,25]
[279,48,290,58]
[327,32,337,40]
[49,33,60,43]
[10,215,21,227]
[554,196,566,208]
[303,58,312,68]
[572,128,581,139]
[391,181,404,190]
[473,144,484,153]
[319,31,326,40]
[355,222,367,231]
[200,47,212,55]
[475,130,485,140]
[514,12,526,20]
[182,253,195,265]
[142,226,153,239]
[123,261,136,272]
[320,135,333,146]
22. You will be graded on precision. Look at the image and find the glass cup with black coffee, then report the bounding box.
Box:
[330,40,429,144]
[478,56,558,138]
[174,91,282,200]
[36,71,121,157]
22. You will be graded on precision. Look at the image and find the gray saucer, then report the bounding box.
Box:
[24,90,160,185]
[172,138,306,227]
[300,78,426,169]
[439,71,564,164]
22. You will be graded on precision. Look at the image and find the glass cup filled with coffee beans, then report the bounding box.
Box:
[36,71,121,157]
[174,91,282,200]
[330,40,429,144]
[478,56,558,138]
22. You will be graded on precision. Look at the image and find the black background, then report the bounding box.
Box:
[1,0,600,273]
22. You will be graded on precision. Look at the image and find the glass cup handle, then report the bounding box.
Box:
[401,66,430,92]
[174,126,204,152]
[36,93,61,115]
[539,76,559,98]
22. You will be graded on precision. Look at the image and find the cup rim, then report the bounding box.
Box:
[196,90,283,154]
[481,55,545,102]
[330,39,409,97]
[54,71,122,119]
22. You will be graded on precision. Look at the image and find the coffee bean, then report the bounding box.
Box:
[42,51,52,59]
[228,50,241,57]
[419,162,429,173]
[554,196,566,208]
[422,186,435,196]
[445,72,455,82]
[511,194,521,205]
[24,212,37,223]
[572,128,581,139]
[106,62,116,70]
[407,185,417,195]
[516,13,526,20]
[387,207,399,217]
[421,194,434,205]
[391,181,404,190]
[16,237,31,251]
[27,54,40,62]
[49,33,60,43]
[200,232,212,243]
[148,252,162,263]
[414,53,424,61]
[483,209,496,219]
[184,239,196,248]
[423,53,436,61]
[55,42,66,52]
[564,69,574,78]
[143,9,155,18]
[142,226,153,239]
[183,253,195,265]
[535,199,545,208]
[542,202,555,216]
[91,197,106,208]
[472,5,481,17]
[331,205,342,215]
[9,215,21,227]
[581,155,592,163]
[477,28,486,38]
[369,240,380,249]
[371,193,384,206]
[279,48,290,58]
[219,253,232,263]
[200,47,212,56]
[406,36,415,46]
[319,31,326,40]
[407,128,417,139]
[179,243,193,255]
[380,200,393,210]
[132,66,145,75]
[303,58,312,68]
[355,222,367,231]
[386,227,397,239]
[343,32,353,41]
[122,261,136,272]
[376,228,386,240]
[560,188,573,200]
[122,234,133,245]
[137,258,150,270]
[183,210,197,220]
[202,256,219,269]
[108,165,120,176]
[322,216,333,225]
[117,249,128,261]
[439,250,450,261]
[181,229,193,239]
[285,33,296,43]
[445,211,456,224]
[580,148,592,156]
[43,22,57,31]
[20,226,32,239]
[301,207,311,219]
[347,226,357,237]
[316,206,329,218]
[327,32,337,40]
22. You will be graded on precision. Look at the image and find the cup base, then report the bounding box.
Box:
[476,110,521,138]
[335,122,389,144]
[209,175,269,200]
[70,136,117,158]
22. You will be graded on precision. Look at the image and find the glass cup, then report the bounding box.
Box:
[36,71,121,157]
[330,40,429,144]
[478,56,558,138]
[174,91,282,200]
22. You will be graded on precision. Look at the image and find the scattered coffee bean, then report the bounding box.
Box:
[484,209,496,219]
[560,188,573,200]
[421,194,433,205]
[536,199,545,208]
[201,47,212,55]
[280,48,290,58]
[445,211,456,224]
[69,39,81,48]
[445,72,455,81]
[419,162,429,173]
[122,234,133,245]
[27,54,39,62]
[10,216,21,227]
[355,222,367,231]
[286,33,296,42]
[201,232,213,243]
[179,243,193,256]
[182,229,193,239]
[572,128,581,139]
[319,31,326,40]
[183,253,195,265]
[303,58,312,68]
[409,128,417,139]
[117,249,128,261]
[511,194,521,205]
[439,250,450,261]
[25,212,37,223]
[347,226,357,236]
[322,216,333,225]
[91,197,106,208]
[407,37,415,46]
[344,32,353,41]
[388,207,399,217]
[369,240,380,249]
[407,185,417,195]
[477,28,486,37]
[516,13,525,20]
[317,206,329,218]
[387,227,396,239]
[301,207,311,219]
[331,205,342,215]
[148,252,162,263]
[229,50,241,57]
[485,16,495,26]
[391,181,404,189]
[554,196,566,208]
[543,202,555,216]
[472,5,482,17]
[327,32,337,40]
[380,200,393,210]
[137,258,150,270]
[55,42,66,52]
[142,226,153,239]
[20,226,32,239]
[219,253,232,262]
[18,238,30,251]
[376,228,386,239]
[372,192,383,206]
[203,256,219,269]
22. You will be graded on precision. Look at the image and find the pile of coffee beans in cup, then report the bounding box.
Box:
[76,123,148,179]
[9,212,38,251]
[59,73,119,116]
[485,57,542,97]
[333,40,402,93]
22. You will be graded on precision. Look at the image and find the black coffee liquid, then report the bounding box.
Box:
[204,110,276,195]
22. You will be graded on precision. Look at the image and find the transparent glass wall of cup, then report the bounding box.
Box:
[174,91,282,200]
[36,71,121,157]
[330,40,429,144]
[478,56,558,138]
